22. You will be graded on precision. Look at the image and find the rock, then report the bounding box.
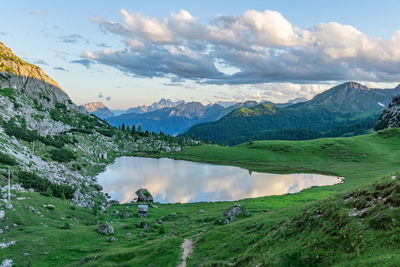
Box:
[199,209,205,213]
[135,188,153,202]
[5,204,12,210]
[97,221,114,235]
[12,224,17,228]
[0,229,3,234]
[123,212,131,218]
[222,204,250,222]
[111,210,119,216]
[43,204,55,210]
[0,210,4,219]
[0,259,13,267]
[108,237,116,243]
[137,221,150,229]
[24,253,29,257]
[80,255,99,265]
[29,206,36,213]
[0,241,16,249]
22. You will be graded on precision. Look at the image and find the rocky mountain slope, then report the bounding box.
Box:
[0,41,196,209]
[82,102,114,119]
[184,82,397,145]
[375,95,400,130]
[106,100,257,135]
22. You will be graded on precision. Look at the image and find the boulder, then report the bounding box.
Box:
[222,204,250,222]
[135,188,153,202]
[96,221,114,235]
[0,211,4,219]
[111,210,119,216]
[0,259,13,267]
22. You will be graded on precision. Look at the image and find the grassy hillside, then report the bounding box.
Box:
[176,128,400,191]
[1,129,400,266]
[184,103,378,145]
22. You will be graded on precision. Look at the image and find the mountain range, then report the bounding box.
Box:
[106,100,258,135]
[84,97,310,135]
[183,82,400,145]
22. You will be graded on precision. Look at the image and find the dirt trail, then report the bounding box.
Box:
[177,238,193,267]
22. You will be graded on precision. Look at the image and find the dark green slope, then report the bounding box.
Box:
[184,104,357,144]
[184,82,399,145]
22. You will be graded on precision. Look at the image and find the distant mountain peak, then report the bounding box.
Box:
[342,81,369,90]
[82,102,114,119]
[82,102,107,112]
[126,98,185,114]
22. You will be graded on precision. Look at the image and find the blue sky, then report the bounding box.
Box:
[1,0,400,109]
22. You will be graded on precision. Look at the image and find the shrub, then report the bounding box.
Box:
[0,87,16,102]
[37,135,65,148]
[97,128,115,137]
[50,148,77,162]
[69,128,93,134]
[0,152,17,165]
[18,171,75,199]
[55,102,67,109]
[3,119,38,142]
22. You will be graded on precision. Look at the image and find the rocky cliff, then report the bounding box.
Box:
[0,41,193,208]
[0,42,84,112]
[375,92,400,130]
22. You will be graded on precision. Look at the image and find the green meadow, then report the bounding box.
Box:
[1,128,400,266]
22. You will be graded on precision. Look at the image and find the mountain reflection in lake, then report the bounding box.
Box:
[96,157,341,203]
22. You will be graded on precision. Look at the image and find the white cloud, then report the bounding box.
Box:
[241,9,299,46]
[87,8,400,85]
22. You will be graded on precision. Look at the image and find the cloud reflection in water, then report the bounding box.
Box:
[96,157,341,203]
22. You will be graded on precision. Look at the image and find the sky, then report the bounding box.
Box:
[1,0,400,109]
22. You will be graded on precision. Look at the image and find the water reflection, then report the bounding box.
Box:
[96,157,341,203]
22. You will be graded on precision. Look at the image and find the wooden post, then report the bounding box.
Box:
[8,167,11,202]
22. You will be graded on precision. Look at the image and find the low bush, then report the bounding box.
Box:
[3,119,37,142]
[97,128,115,137]
[0,87,16,102]
[37,135,65,148]
[50,148,77,162]
[18,171,75,199]
[69,128,93,134]
[0,151,17,165]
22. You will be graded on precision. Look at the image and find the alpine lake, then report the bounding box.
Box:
[96,157,342,204]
